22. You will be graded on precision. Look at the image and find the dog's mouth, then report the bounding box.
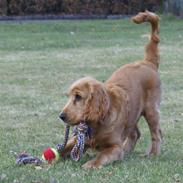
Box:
[69,120,90,127]
[68,121,80,126]
[60,119,82,126]
[59,112,88,126]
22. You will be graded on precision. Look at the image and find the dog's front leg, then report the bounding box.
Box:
[82,145,123,169]
[61,136,77,155]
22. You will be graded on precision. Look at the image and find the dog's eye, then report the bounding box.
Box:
[75,94,82,102]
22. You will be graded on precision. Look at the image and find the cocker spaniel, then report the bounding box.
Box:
[59,11,162,169]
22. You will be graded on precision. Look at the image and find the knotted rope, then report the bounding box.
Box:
[57,122,92,161]
[71,122,91,161]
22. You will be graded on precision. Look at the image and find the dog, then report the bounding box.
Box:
[59,11,162,169]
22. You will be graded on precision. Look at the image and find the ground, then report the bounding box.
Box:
[0,15,183,183]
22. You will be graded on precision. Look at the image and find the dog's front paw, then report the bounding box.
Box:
[82,160,102,169]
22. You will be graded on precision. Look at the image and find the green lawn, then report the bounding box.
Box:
[0,15,183,183]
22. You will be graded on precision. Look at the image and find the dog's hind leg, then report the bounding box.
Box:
[123,125,141,153]
[144,100,162,156]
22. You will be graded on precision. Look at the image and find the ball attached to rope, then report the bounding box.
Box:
[42,147,61,163]
[14,122,92,165]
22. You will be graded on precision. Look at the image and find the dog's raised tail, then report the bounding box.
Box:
[132,10,160,69]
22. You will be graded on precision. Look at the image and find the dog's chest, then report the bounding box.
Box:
[87,128,116,150]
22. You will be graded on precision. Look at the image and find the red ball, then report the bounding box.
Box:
[42,147,60,163]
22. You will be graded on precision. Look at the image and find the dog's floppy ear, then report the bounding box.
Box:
[84,82,110,123]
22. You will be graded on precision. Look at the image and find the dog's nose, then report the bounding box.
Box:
[59,112,67,122]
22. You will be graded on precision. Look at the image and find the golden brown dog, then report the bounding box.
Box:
[59,11,162,168]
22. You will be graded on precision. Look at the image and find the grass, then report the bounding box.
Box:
[0,15,183,183]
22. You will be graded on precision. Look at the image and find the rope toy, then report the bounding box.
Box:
[57,122,92,161]
[14,122,92,165]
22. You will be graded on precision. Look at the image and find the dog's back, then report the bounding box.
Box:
[106,11,161,122]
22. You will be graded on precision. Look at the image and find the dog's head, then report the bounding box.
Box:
[59,77,110,126]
